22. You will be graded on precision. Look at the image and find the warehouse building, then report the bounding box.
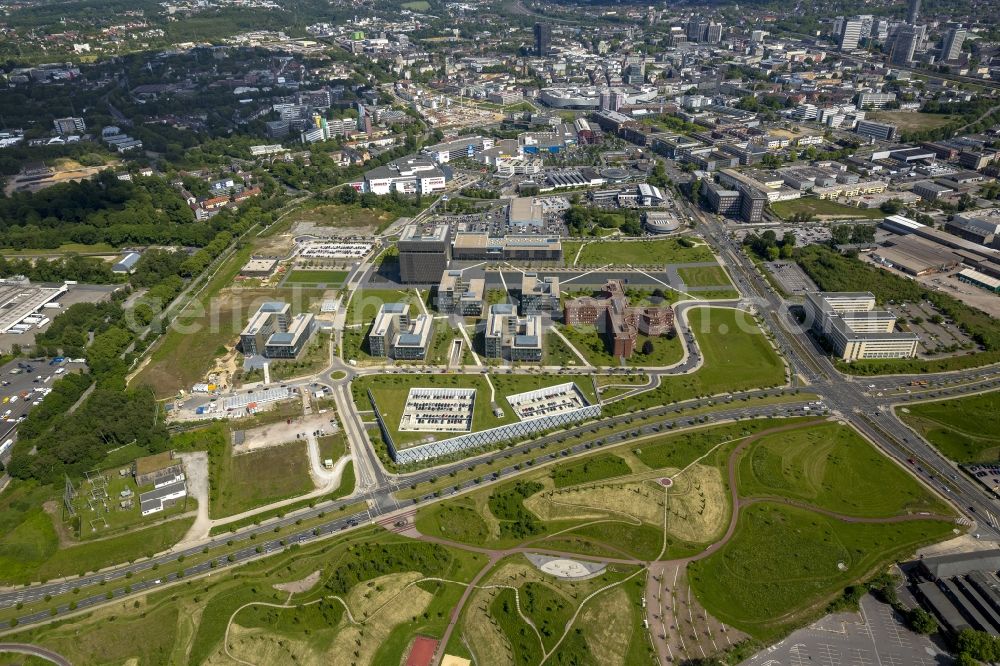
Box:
[957,267,1000,294]
[240,257,279,278]
[871,235,961,276]
[508,197,545,228]
[398,223,451,284]
[804,291,918,361]
[913,551,1000,637]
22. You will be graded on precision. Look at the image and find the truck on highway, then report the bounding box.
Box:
[0,439,12,456]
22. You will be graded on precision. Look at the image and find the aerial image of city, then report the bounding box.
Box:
[0,0,999,663]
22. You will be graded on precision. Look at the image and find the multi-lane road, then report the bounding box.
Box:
[2,198,998,635]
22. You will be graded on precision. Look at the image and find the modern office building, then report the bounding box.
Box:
[703,180,741,217]
[520,273,560,316]
[804,291,918,361]
[534,23,552,56]
[942,27,966,61]
[563,280,674,359]
[485,304,544,362]
[857,92,897,109]
[890,27,919,66]
[856,120,898,142]
[738,185,768,223]
[436,270,486,316]
[839,18,864,50]
[240,302,316,359]
[450,233,562,263]
[398,223,451,283]
[364,157,446,196]
[368,303,434,360]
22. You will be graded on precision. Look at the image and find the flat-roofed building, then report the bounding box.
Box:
[913,180,954,201]
[871,235,961,276]
[563,279,674,359]
[958,267,1000,294]
[703,180,741,217]
[398,223,451,284]
[437,270,485,316]
[508,197,544,228]
[263,313,316,359]
[485,304,544,362]
[804,291,918,361]
[368,303,433,360]
[240,257,279,278]
[240,302,291,356]
[451,233,562,263]
[133,451,183,487]
[738,185,768,223]
[520,273,560,315]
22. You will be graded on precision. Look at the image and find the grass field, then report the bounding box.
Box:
[867,110,960,132]
[738,421,948,517]
[283,269,348,285]
[401,0,430,8]
[769,198,885,220]
[560,324,684,368]
[210,440,315,519]
[4,529,486,666]
[354,373,596,449]
[677,265,734,288]
[292,202,397,232]
[569,238,715,266]
[689,502,954,640]
[897,391,1000,463]
[606,307,786,415]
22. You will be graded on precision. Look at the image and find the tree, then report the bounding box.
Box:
[880,199,902,214]
[642,339,654,355]
[336,185,359,205]
[906,608,937,635]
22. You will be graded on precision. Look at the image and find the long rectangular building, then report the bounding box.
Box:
[804,291,918,361]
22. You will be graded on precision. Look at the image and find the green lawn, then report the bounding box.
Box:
[283,270,348,285]
[678,265,734,288]
[354,373,596,449]
[344,287,415,329]
[689,502,954,640]
[560,324,684,368]
[210,440,315,519]
[867,110,960,132]
[769,198,885,220]
[738,421,948,517]
[570,238,715,266]
[550,453,631,488]
[897,391,1000,463]
[544,332,583,367]
[317,432,347,463]
[401,0,430,8]
[605,306,786,415]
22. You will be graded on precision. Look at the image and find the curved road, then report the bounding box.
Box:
[0,643,71,665]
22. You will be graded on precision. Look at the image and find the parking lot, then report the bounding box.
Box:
[765,261,819,295]
[885,301,975,356]
[0,356,88,463]
[741,595,950,666]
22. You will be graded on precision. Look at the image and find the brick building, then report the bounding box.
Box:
[563,280,674,359]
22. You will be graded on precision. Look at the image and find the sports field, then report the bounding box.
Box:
[897,391,1000,463]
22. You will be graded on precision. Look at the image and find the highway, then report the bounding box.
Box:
[688,203,1000,538]
[2,197,998,633]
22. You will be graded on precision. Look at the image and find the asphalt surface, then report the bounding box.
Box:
[0,643,71,665]
[2,194,999,638]
[742,594,951,666]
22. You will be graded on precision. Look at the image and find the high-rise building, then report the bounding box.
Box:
[890,27,919,66]
[705,22,723,44]
[397,224,451,284]
[686,16,707,42]
[907,0,920,25]
[839,18,864,50]
[534,23,552,56]
[942,27,966,61]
